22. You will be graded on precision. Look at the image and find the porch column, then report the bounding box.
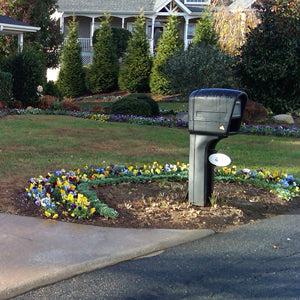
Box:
[60,15,64,34]
[90,16,95,46]
[184,16,189,50]
[17,33,23,52]
[122,17,125,28]
[150,16,156,55]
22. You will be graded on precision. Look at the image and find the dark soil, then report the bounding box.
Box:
[6,180,300,232]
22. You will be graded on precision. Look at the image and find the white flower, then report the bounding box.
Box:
[37,85,43,93]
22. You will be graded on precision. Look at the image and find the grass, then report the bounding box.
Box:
[0,115,299,184]
[75,99,189,113]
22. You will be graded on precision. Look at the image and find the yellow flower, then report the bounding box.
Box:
[52,214,58,219]
[273,171,279,177]
[90,207,96,214]
[45,211,51,217]
[62,211,68,216]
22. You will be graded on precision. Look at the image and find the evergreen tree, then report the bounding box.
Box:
[0,0,63,68]
[118,15,152,92]
[57,17,85,98]
[86,15,119,93]
[193,8,219,46]
[150,15,183,95]
[239,0,300,113]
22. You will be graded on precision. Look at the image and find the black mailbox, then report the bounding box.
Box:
[188,88,248,206]
[189,88,247,136]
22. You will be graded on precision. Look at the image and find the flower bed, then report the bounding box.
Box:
[1,108,299,137]
[25,162,300,220]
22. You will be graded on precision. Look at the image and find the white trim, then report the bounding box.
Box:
[0,23,40,34]
[156,0,192,15]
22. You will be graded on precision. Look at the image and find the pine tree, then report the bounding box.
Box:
[118,15,152,92]
[150,15,183,95]
[86,15,119,93]
[193,8,219,46]
[57,17,85,97]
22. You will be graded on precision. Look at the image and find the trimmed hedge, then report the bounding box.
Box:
[110,93,158,117]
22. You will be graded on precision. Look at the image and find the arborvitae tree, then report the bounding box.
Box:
[57,17,85,98]
[0,0,63,68]
[193,8,219,46]
[238,0,300,113]
[86,15,119,93]
[118,15,152,92]
[93,27,132,59]
[150,15,183,95]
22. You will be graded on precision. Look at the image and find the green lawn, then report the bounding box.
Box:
[75,99,189,112]
[0,115,299,182]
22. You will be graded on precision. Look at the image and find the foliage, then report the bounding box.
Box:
[0,0,63,68]
[86,15,119,93]
[57,17,85,98]
[110,95,152,117]
[213,3,259,56]
[62,99,81,111]
[93,27,132,59]
[118,15,152,93]
[161,43,239,95]
[38,95,58,110]
[150,15,183,95]
[238,0,300,114]
[193,8,219,46]
[1,47,46,107]
[243,100,268,123]
[0,71,13,106]
[44,80,63,100]
[25,162,299,220]
[215,166,299,200]
[25,169,118,219]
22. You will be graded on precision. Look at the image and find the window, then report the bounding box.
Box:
[187,23,195,40]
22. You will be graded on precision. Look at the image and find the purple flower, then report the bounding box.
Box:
[71,203,76,210]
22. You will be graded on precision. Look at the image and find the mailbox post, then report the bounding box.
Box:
[188,88,248,206]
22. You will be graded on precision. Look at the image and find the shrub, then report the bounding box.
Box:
[0,71,13,106]
[161,43,239,95]
[44,81,63,100]
[243,100,268,123]
[86,15,119,93]
[57,17,85,98]
[150,15,183,95]
[1,47,46,107]
[62,99,81,111]
[118,15,152,93]
[238,0,300,114]
[110,94,153,117]
[92,103,103,113]
[38,95,58,110]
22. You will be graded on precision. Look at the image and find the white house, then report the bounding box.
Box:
[56,0,211,64]
[0,14,40,51]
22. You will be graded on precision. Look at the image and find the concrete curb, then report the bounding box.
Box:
[0,213,214,299]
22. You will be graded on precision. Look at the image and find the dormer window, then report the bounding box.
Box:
[184,0,210,4]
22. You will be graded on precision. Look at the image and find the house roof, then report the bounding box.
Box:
[57,0,206,15]
[0,14,40,34]
[57,0,158,13]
